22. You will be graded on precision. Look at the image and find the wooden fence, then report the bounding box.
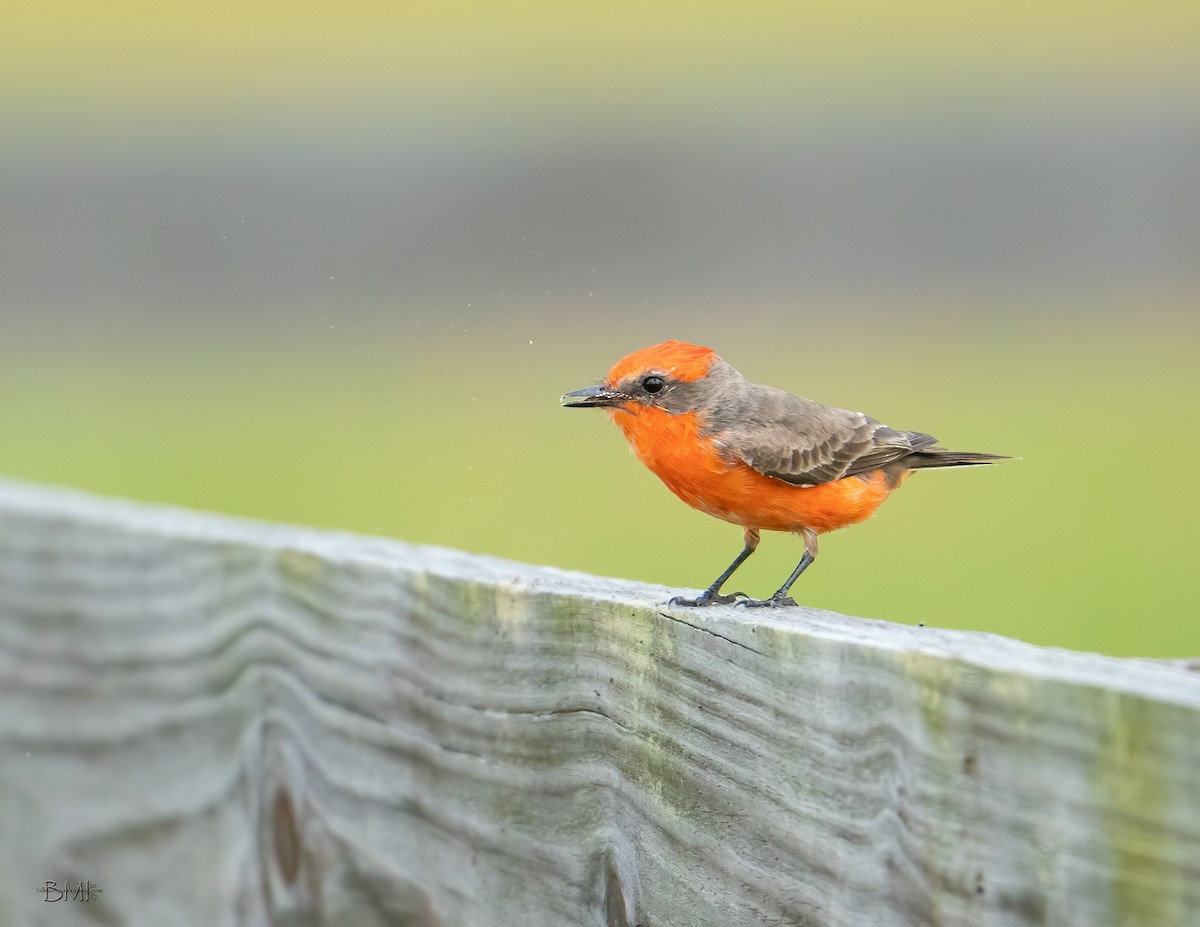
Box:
[0,480,1197,926]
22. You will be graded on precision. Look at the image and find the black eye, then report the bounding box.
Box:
[642,375,665,394]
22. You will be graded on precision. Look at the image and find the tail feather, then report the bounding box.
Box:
[906,449,1009,470]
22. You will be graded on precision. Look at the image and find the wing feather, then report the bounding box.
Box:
[706,381,936,486]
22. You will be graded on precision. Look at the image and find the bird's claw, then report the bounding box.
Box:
[667,590,747,607]
[736,593,799,608]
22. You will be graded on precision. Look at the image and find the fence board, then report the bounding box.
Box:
[0,480,1197,926]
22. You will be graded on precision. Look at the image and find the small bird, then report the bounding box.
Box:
[562,340,1006,607]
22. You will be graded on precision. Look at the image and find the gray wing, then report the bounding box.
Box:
[706,382,937,487]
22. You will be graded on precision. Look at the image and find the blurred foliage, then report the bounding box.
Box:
[4,1,1200,151]
[1,1,1197,657]
[2,305,1197,657]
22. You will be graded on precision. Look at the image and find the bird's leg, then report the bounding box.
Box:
[668,528,759,607]
[739,528,818,608]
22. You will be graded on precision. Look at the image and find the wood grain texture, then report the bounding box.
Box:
[0,480,1197,927]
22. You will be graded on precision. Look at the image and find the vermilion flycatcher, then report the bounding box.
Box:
[562,340,1006,607]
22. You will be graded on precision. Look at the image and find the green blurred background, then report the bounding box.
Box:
[2,2,1197,656]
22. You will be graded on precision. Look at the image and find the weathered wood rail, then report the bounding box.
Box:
[0,480,1197,927]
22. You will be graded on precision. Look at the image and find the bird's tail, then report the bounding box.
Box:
[906,449,1010,470]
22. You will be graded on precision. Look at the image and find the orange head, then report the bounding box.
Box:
[560,340,721,412]
[604,340,718,387]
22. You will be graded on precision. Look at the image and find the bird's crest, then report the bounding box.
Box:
[606,340,718,385]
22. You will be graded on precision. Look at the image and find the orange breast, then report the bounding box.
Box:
[611,405,900,534]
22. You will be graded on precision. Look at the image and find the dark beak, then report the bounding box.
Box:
[560,385,629,408]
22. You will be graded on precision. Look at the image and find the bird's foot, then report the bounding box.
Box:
[667,590,747,607]
[736,592,799,608]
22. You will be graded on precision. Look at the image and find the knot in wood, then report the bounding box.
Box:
[272,788,301,885]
